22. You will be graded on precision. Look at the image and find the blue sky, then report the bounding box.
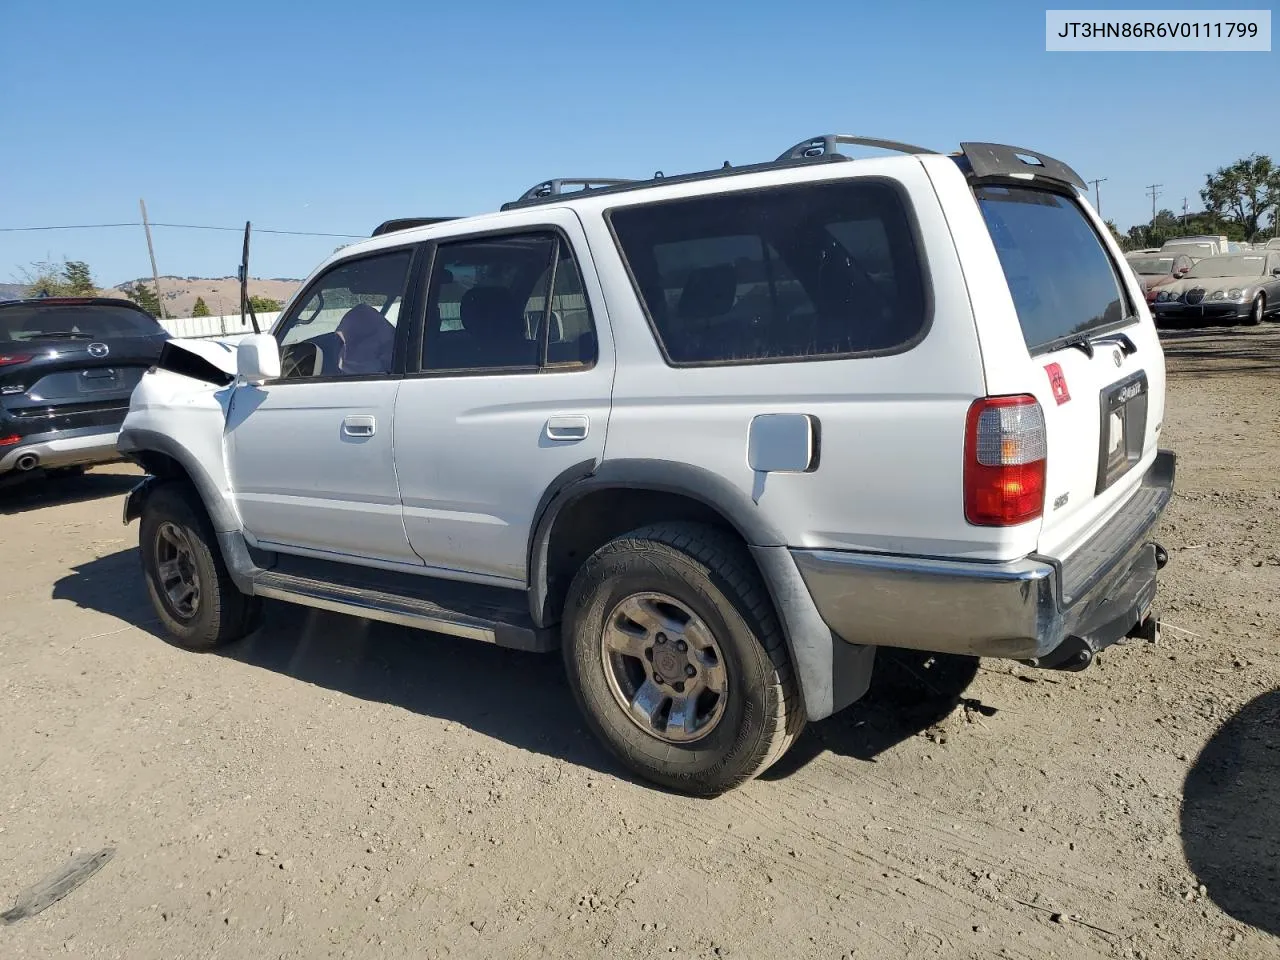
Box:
[1,0,1274,287]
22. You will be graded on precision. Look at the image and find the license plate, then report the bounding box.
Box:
[79,369,119,392]
[1095,371,1149,494]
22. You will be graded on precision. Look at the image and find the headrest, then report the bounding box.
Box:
[678,264,737,320]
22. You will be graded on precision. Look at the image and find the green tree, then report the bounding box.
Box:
[192,296,212,317]
[1201,154,1280,241]
[126,281,162,318]
[20,258,98,298]
[248,295,282,312]
[1104,219,1131,252]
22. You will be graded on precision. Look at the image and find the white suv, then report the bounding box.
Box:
[119,134,1175,795]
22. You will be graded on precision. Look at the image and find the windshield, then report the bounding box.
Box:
[1186,256,1265,279]
[975,185,1128,351]
[1127,257,1177,275]
[0,303,164,344]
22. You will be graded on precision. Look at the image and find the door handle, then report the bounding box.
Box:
[545,415,589,442]
[342,415,376,438]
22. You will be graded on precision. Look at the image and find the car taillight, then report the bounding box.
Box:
[964,395,1047,526]
[0,435,20,447]
[0,354,31,367]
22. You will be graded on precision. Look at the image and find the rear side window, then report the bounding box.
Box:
[975,186,1131,352]
[609,180,928,365]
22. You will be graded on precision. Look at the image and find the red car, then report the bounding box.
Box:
[1126,252,1194,305]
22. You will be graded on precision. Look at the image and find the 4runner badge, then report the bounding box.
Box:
[1044,362,1070,405]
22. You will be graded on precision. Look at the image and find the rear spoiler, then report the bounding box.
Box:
[956,142,1087,191]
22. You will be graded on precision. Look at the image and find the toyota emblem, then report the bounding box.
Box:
[88,342,110,358]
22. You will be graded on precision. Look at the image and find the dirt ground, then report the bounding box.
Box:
[2,325,1278,960]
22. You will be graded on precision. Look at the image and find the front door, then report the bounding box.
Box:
[393,217,614,584]
[226,246,422,564]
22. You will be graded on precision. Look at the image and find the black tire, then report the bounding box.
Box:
[561,522,805,796]
[1245,294,1265,326]
[139,482,261,650]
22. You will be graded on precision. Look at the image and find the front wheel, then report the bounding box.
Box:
[139,482,261,650]
[1245,294,1265,326]
[561,523,805,796]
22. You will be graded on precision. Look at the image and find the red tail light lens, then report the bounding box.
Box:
[964,395,1047,526]
[0,435,20,447]
[0,354,31,367]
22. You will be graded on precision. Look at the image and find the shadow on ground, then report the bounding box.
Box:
[762,650,980,778]
[0,469,139,515]
[54,548,980,789]
[1159,324,1280,378]
[1182,688,1280,937]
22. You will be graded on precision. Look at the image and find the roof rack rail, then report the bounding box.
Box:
[503,178,635,210]
[777,134,940,162]
[371,216,459,237]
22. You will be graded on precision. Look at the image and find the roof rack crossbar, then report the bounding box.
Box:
[776,134,940,162]
[514,178,635,205]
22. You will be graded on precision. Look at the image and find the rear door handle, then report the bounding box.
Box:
[545,415,589,441]
[342,415,376,437]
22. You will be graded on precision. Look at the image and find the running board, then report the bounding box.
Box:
[250,570,554,653]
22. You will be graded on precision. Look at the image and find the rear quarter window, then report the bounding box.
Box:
[975,186,1132,352]
[608,179,929,365]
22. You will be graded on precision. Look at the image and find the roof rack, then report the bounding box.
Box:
[776,134,941,162]
[371,216,460,237]
[503,178,635,210]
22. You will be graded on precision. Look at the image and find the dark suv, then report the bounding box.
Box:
[0,297,168,483]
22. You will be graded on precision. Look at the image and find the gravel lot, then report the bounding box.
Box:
[2,325,1277,960]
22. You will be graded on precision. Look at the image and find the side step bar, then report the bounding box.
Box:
[250,570,555,653]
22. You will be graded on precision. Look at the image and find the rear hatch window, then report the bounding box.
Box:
[975,186,1132,352]
[0,303,165,344]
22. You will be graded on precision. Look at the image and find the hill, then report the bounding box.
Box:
[111,276,302,318]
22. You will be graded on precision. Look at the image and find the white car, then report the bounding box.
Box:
[118,134,1176,795]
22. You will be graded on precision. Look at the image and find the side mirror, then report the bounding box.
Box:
[236,333,280,385]
[1272,267,1280,277]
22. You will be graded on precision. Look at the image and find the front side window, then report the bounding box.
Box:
[275,249,412,380]
[608,180,927,365]
[421,232,597,372]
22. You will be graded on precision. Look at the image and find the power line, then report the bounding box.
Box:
[1087,177,1107,218]
[0,221,365,238]
[1146,183,1163,226]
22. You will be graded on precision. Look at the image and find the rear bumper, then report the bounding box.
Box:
[792,450,1176,664]
[0,426,123,474]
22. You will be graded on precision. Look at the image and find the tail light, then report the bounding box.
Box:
[964,395,1047,526]
[0,354,31,367]
[0,435,20,447]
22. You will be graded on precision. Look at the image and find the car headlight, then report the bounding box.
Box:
[1228,288,1244,300]
[1157,290,1175,302]
[1209,289,1225,300]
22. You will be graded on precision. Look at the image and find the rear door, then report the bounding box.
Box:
[392,211,614,585]
[965,182,1165,559]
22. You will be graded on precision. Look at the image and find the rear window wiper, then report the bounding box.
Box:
[1050,329,1138,359]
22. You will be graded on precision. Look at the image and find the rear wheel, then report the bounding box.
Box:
[139,483,261,650]
[561,523,805,796]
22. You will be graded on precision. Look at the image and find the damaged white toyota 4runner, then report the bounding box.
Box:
[120,135,1175,795]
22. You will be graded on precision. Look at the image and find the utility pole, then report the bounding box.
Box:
[1182,197,1189,227]
[1088,178,1108,217]
[1146,183,1163,226]
[138,198,167,320]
